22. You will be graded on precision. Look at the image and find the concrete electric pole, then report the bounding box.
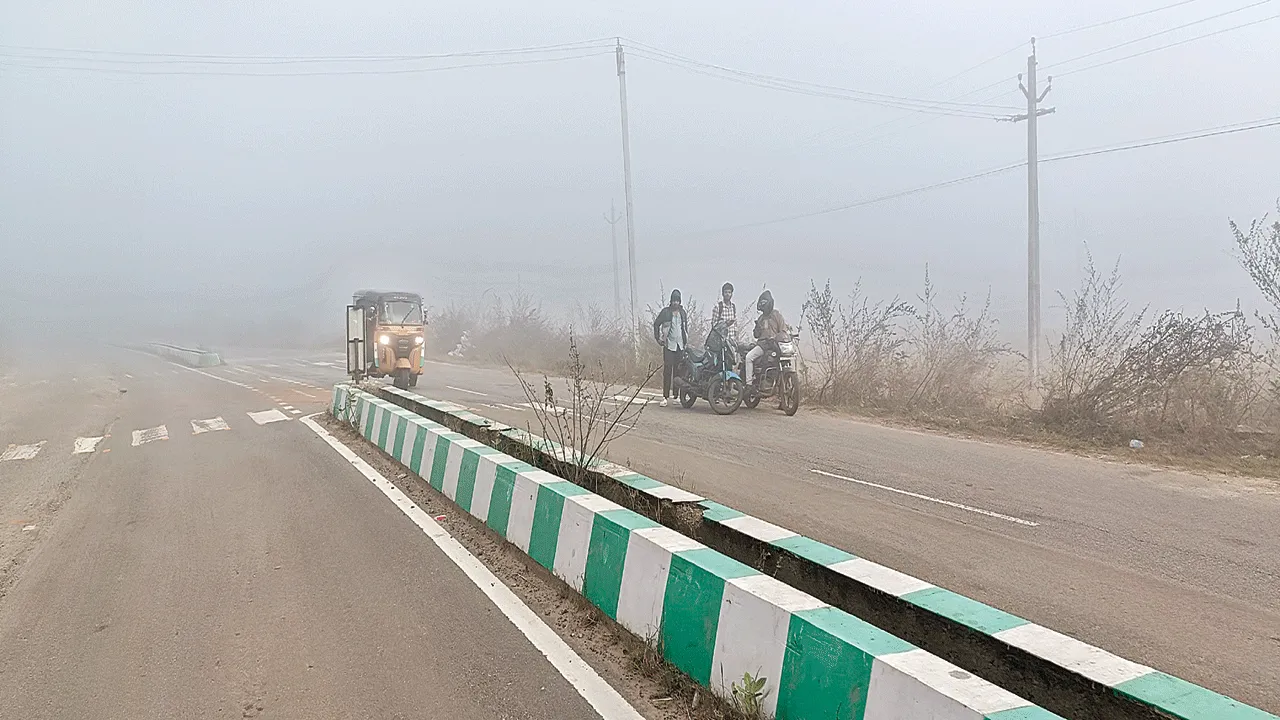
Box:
[1011,38,1054,383]
[615,39,640,353]
[604,200,624,320]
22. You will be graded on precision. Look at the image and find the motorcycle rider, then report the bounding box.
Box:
[744,289,788,389]
[652,289,689,407]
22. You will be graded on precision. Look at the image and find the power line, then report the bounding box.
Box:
[1054,12,1280,77]
[687,115,1280,235]
[623,48,1008,119]
[0,50,613,77]
[0,38,616,63]
[1044,0,1274,71]
[1041,0,1207,39]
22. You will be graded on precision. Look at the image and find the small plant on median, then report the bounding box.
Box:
[508,331,658,489]
[730,671,769,718]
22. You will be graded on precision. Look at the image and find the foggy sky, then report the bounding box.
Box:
[2,1,1278,346]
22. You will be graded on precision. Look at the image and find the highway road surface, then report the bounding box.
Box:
[212,350,1280,713]
[0,348,640,719]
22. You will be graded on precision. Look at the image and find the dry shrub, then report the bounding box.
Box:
[801,279,910,406]
[1042,251,1265,444]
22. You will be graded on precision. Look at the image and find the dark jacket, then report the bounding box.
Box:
[652,305,689,348]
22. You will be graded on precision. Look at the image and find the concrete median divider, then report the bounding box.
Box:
[332,383,1064,720]
[142,342,222,368]
[370,383,1279,720]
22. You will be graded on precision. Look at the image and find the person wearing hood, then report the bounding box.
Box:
[652,289,689,407]
[745,289,788,388]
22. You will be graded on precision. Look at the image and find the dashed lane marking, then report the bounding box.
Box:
[73,437,106,454]
[247,409,290,425]
[809,468,1040,527]
[131,425,169,447]
[2,442,46,461]
[446,385,489,397]
[191,417,231,434]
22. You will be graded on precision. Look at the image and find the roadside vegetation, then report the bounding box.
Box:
[428,201,1280,476]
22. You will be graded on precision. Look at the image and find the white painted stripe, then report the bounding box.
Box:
[2,441,46,461]
[553,495,603,592]
[631,525,705,554]
[300,414,644,720]
[611,394,654,406]
[616,528,687,642]
[442,442,466,501]
[73,437,105,454]
[828,557,935,598]
[641,484,704,503]
[810,469,1040,527]
[247,409,289,425]
[191,417,230,434]
[720,514,798,543]
[131,425,168,446]
[469,454,502,523]
[289,409,302,415]
[506,470,554,552]
[399,421,425,468]
[993,623,1153,687]
[713,575,827,717]
[868,649,1031,717]
[447,385,490,397]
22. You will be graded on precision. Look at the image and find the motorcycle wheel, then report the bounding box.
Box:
[780,372,800,416]
[708,376,744,415]
[743,386,761,409]
[679,389,698,409]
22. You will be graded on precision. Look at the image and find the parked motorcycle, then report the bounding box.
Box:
[739,332,801,416]
[673,322,745,415]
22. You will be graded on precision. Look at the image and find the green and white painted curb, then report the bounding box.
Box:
[145,342,222,368]
[332,384,1063,720]
[373,384,1279,720]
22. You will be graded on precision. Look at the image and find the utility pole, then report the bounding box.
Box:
[604,200,624,320]
[1011,38,1054,383]
[615,39,640,353]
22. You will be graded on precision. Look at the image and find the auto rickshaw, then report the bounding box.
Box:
[349,290,426,389]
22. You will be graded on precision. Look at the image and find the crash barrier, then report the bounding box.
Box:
[372,384,1278,720]
[144,342,222,368]
[332,384,1063,720]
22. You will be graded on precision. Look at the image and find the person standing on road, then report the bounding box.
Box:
[652,289,688,407]
[711,282,737,341]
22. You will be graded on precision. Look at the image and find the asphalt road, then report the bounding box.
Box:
[236,350,1280,712]
[0,349,629,719]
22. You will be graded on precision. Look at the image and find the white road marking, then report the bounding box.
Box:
[611,394,653,406]
[132,425,169,446]
[810,468,1040,527]
[191,417,230,434]
[73,437,106,454]
[289,409,302,415]
[2,442,46,461]
[497,403,528,412]
[124,373,134,379]
[300,415,644,720]
[248,409,290,425]
[447,385,490,397]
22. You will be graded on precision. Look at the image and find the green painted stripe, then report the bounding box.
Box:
[454,447,483,513]
[699,500,745,523]
[391,414,408,459]
[902,587,1028,635]
[584,509,659,620]
[486,463,519,538]
[408,423,429,476]
[776,607,898,720]
[614,473,665,492]
[527,483,583,570]
[1115,671,1279,720]
[662,548,758,686]
[377,407,392,448]
[428,434,452,490]
[362,400,377,437]
[772,534,857,566]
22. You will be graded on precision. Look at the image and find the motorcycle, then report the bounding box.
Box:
[673,321,745,415]
[739,331,801,416]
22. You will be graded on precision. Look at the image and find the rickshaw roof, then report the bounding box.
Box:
[353,290,422,305]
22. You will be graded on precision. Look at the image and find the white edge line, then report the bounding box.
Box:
[447,385,490,397]
[300,413,643,720]
[810,468,1040,527]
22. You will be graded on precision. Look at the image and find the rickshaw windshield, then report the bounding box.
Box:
[380,301,423,325]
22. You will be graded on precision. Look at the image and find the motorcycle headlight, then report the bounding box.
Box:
[779,342,795,354]
[414,336,424,345]
[379,334,391,345]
